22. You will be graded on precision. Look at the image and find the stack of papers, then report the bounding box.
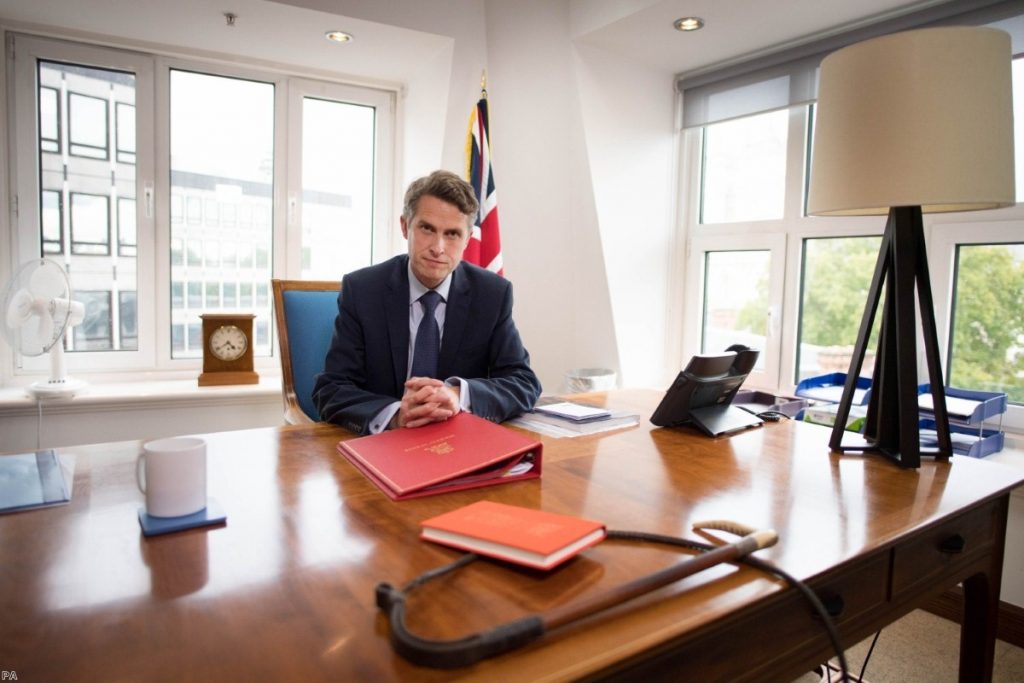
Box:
[533,402,611,423]
[512,400,640,438]
[918,394,982,420]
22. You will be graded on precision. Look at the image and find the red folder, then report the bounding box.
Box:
[337,413,542,500]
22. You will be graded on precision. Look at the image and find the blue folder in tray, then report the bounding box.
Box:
[795,373,872,405]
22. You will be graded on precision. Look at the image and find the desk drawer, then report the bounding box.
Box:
[613,552,891,682]
[809,551,891,629]
[891,501,1000,597]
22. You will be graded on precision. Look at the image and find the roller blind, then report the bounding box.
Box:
[678,0,1023,129]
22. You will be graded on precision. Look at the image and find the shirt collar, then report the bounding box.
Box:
[408,263,454,303]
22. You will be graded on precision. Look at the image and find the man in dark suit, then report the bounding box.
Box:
[312,170,542,435]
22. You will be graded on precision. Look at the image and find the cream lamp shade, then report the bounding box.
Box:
[808,26,1015,217]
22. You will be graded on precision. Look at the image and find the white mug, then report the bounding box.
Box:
[136,436,207,518]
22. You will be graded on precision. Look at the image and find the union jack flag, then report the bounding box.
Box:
[465,94,503,275]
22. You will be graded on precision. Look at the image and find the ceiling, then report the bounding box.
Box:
[571,0,956,76]
[0,0,957,81]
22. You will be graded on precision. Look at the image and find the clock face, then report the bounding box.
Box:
[209,324,248,361]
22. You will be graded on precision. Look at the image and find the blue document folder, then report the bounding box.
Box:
[0,449,73,514]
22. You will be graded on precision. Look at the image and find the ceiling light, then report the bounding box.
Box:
[674,17,704,32]
[325,30,353,44]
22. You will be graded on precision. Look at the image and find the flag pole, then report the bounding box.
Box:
[480,69,487,99]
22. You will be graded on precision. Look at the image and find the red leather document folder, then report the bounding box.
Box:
[336,413,542,501]
[421,500,606,570]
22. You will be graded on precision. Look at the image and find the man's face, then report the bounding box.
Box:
[401,194,472,289]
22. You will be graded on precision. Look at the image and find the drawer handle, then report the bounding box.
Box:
[940,534,966,554]
[823,595,844,618]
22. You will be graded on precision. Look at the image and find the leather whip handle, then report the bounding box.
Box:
[542,527,777,630]
[376,523,778,669]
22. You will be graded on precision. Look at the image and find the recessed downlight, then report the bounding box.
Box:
[673,17,704,32]
[325,30,354,43]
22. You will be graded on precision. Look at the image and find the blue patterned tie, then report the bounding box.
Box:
[410,291,441,378]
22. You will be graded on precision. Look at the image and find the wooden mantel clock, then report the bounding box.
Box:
[198,313,260,386]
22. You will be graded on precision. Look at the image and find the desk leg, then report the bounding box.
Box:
[959,497,1009,683]
[960,572,998,683]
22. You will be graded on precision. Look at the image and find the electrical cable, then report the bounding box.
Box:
[378,529,850,681]
[607,530,850,682]
[858,629,882,681]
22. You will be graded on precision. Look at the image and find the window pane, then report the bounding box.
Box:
[41,190,63,254]
[38,60,137,353]
[115,101,135,164]
[797,237,882,382]
[187,282,201,308]
[702,250,769,370]
[119,291,138,349]
[70,192,110,255]
[39,86,60,151]
[68,92,108,158]
[301,97,375,279]
[170,70,274,359]
[118,197,136,256]
[701,109,788,224]
[948,243,1024,403]
[72,291,113,351]
[205,282,220,308]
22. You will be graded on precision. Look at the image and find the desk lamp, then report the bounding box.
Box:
[807,27,1015,468]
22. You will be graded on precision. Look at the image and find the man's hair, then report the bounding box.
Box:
[402,170,479,227]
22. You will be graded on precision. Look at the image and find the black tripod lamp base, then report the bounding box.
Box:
[827,206,952,468]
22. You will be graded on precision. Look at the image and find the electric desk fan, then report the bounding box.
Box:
[1,258,87,398]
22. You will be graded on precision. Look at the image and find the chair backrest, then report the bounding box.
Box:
[271,279,341,424]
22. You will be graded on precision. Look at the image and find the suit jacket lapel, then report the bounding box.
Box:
[385,257,410,391]
[439,265,470,377]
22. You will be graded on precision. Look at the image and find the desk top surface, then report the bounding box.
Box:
[2,389,1021,682]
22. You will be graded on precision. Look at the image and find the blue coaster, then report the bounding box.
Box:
[138,498,226,537]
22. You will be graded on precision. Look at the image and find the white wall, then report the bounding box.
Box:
[480,0,678,392]
[482,0,613,391]
[573,43,678,389]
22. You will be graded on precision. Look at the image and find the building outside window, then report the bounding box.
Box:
[7,33,394,379]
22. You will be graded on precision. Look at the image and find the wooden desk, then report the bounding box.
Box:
[2,390,1021,682]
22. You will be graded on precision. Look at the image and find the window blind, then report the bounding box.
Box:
[678,0,1023,129]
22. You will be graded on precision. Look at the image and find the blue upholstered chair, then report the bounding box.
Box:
[271,279,341,424]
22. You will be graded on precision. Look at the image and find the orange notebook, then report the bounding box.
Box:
[421,500,606,570]
[337,413,542,501]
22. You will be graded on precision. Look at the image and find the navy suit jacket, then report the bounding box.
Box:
[312,255,542,434]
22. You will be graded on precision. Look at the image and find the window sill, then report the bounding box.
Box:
[0,375,283,418]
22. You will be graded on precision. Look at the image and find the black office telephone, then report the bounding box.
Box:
[650,344,763,436]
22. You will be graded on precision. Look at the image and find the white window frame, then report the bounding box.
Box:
[680,78,1024,432]
[5,32,396,384]
[11,34,156,373]
[682,106,812,391]
[154,57,287,372]
[928,216,1024,432]
[284,78,395,278]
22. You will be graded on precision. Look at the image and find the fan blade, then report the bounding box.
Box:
[5,288,34,329]
[30,261,68,300]
[18,320,43,356]
[37,312,55,350]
